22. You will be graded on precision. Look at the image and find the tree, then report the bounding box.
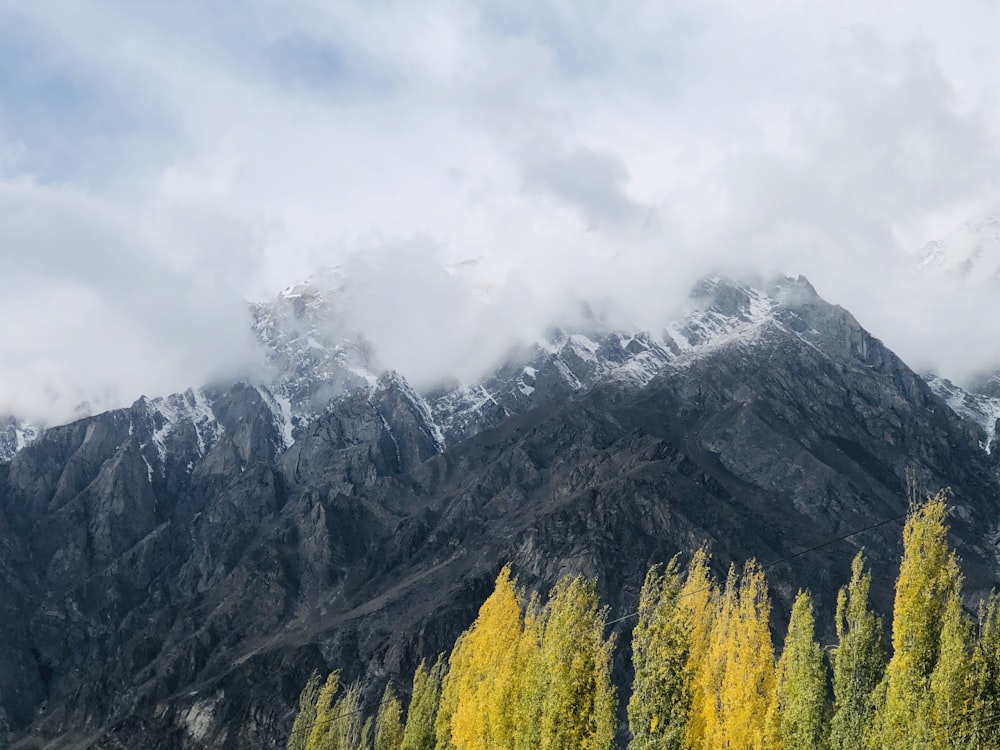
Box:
[702,561,775,750]
[829,552,884,750]
[305,671,342,750]
[374,685,404,750]
[511,594,544,750]
[628,557,691,750]
[875,491,961,750]
[433,651,458,750]
[437,566,528,750]
[537,576,617,750]
[361,717,374,750]
[928,590,974,748]
[968,595,1000,747]
[333,683,366,750]
[290,671,323,750]
[769,590,827,750]
[680,547,718,750]
[401,658,445,750]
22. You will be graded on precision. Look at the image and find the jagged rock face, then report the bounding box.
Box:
[926,376,1000,455]
[0,417,40,465]
[2,275,1000,749]
[250,270,380,440]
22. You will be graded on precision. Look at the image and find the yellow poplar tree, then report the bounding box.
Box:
[968,595,1000,748]
[680,547,717,750]
[702,561,775,750]
[928,590,974,748]
[361,717,374,750]
[511,595,544,750]
[327,682,365,750]
[433,651,458,750]
[438,566,527,750]
[627,557,691,750]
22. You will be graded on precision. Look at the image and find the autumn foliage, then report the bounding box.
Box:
[289,490,1000,749]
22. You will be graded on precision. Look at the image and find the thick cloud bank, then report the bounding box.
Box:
[1,1,999,422]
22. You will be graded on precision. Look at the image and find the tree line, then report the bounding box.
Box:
[287,491,1000,749]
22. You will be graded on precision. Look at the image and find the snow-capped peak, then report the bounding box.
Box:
[131,389,223,474]
[250,269,381,442]
[424,275,824,446]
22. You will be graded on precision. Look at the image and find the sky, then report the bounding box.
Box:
[2,1,1000,423]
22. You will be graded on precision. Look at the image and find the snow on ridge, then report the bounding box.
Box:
[0,419,42,463]
[517,366,537,397]
[251,270,382,429]
[378,372,447,452]
[927,375,1000,454]
[254,384,297,450]
[14,422,40,452]
[139,388,223,468]
[607,350,673,387]
[567,334,601,362]
[663,281,780,363]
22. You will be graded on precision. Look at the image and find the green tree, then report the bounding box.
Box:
[433,651,458,750]
[627,557,691,750]
[968,595,1000,747]
[511,594,544,750]
[328,683,365,750]
[374,685,404,750]
[875,491,961,750]
[829,552,885,750]
[305,671,342,750]
[769,590,827,750]
[928,590,974,748]
[361,717,374,750]
[401,658,445,750]
[537,576,617,750]
[289,671,323,750]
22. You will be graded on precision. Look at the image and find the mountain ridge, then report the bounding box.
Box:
[2,272,1000,749]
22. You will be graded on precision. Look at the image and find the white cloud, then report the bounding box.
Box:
[2,0,1000,421]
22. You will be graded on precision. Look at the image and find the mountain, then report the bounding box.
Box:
[925,376,1000,454]
[917,214,1000,398]
[250,268,380,444]
[0,417,40,465]
[2,273,1000,749]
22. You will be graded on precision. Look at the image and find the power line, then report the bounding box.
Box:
[605,506,910,628]
[283,506,915,746]
[285,684,402,747]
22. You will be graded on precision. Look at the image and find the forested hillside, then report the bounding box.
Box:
[289,493,1000,749]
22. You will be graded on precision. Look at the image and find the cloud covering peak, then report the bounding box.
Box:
[2,1,1000,422]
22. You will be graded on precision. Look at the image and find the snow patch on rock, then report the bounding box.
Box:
[927,375,1000,454]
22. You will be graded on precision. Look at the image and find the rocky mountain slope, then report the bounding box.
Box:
[0,418,40,466]
[2,274,1000,749]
